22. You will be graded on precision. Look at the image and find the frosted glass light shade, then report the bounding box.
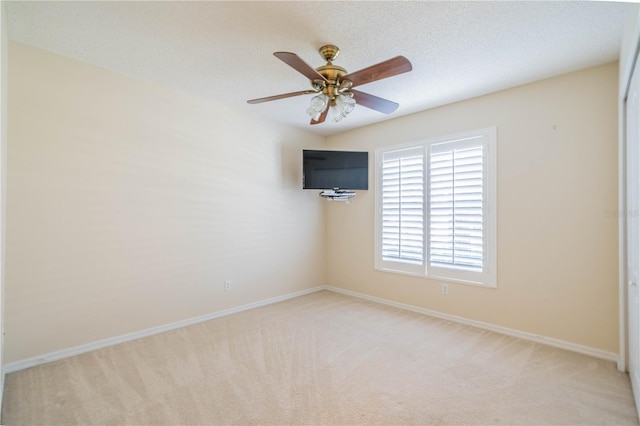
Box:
[306,93,329,118]
[332,93,356,122]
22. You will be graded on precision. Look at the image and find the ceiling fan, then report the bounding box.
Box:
[247,45,412,125]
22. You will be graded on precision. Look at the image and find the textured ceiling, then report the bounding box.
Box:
[5,1,627,136]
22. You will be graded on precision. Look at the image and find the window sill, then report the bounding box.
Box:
[374,265,497,289]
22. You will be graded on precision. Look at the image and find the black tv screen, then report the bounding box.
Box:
[303,149,368,190]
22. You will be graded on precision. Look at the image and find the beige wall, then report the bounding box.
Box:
[325,62,619,353]
[5,42,326,363]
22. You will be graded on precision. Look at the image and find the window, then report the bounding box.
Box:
[375,128,497,287]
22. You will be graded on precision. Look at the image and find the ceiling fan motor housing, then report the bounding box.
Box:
[315,45,350,100]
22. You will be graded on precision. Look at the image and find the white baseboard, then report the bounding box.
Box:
[324,286,619,363]
[4,284,618,373]
[4,286,324,374]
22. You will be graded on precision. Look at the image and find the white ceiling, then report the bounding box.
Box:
[5,1,627,136]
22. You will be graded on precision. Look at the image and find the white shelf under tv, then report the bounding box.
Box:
[319,189,356,202]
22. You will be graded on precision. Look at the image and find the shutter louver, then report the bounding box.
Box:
[381,149,424,264]
[429,143,484,272]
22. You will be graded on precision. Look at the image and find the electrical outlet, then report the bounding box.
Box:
[224,280,231,291]
[442,283,449,295]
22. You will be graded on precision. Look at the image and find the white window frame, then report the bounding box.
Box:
[374,127,497,288]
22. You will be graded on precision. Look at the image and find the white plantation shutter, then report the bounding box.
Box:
[429,140,484,272]
[376,128,496,287]
[380,148,425,265]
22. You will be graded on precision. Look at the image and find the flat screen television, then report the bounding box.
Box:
[303,149,368,190]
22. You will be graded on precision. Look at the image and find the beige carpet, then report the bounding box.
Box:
[2,290,638,425]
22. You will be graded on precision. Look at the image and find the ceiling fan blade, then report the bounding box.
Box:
[310,105,329,125]
[351,89,399,114]
[274,52,328,83]
[342,56,412,88]
[247,90,316,104]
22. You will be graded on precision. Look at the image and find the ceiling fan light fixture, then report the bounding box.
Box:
[306,93,329,118]
[332,93,356,122]
[339,79,353,90]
